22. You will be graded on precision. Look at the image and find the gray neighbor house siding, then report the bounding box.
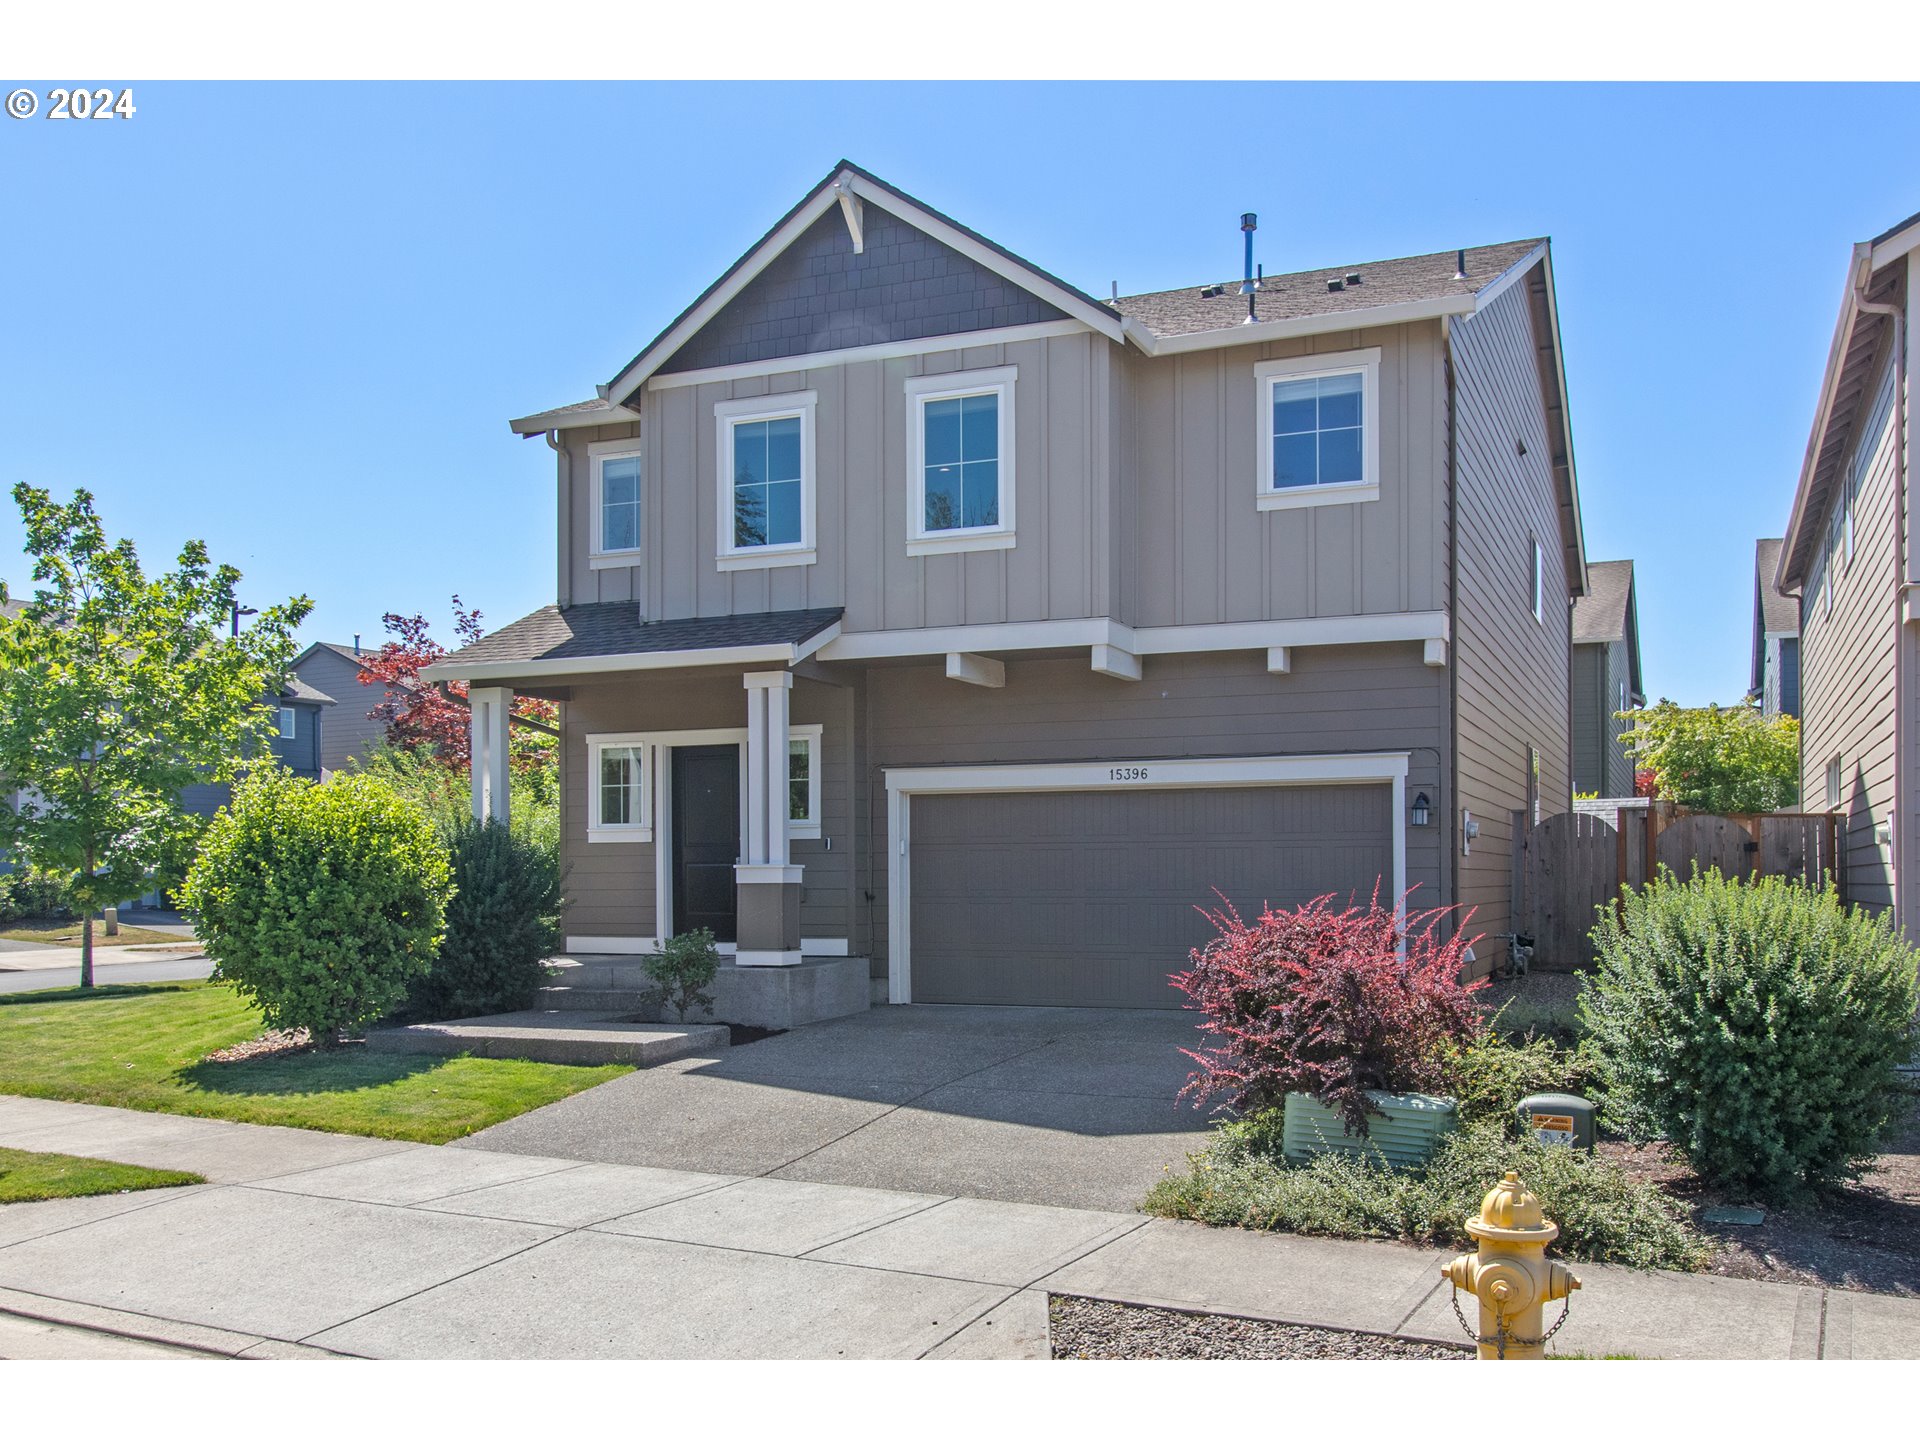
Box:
[1778,210,1917,934]
[291,642,412,777]
[449,162,1588,998]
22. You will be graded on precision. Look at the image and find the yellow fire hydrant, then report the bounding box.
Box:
[1441,1170,1580,1359]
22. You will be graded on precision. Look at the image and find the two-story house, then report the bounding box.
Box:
[178,676,334,818]
[289,639,419,778]
[1570,559,1643,798]
[1778,206,1918,931]
[427,161,1588,1008]
[1750,538,1800,719]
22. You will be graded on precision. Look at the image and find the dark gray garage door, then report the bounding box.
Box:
[908,783,1394,1008]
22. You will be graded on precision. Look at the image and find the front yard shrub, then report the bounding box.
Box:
[1147,1114,1710,1272]
[1171,891,1485,1135]
[404,817,562,1020]
[0,867,73,922]
[182,768,454,1040]
[1443,1029,1600,1133]
[1581,869,1920,1199]
[646,929,720,1022]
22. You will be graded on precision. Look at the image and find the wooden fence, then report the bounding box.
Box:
[1512,802,1842,971]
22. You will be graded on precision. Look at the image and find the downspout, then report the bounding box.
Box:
[1854,260,1911,928]
[1441,314,1460,944]
[548,429,570,609]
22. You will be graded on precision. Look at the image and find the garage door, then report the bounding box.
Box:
[907,783,1394,1008]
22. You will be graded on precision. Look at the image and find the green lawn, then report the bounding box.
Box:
[0,918,192,947]
[0,982,631,1143]
[0,1146,203,1204]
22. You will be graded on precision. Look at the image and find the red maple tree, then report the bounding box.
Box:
[358,596,555,772]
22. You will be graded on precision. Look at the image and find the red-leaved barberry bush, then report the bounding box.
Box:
[1170,888,1486,1136]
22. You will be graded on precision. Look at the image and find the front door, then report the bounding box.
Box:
[672,744,740,943]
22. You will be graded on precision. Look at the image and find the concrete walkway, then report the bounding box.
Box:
[2,1097,1917,1359]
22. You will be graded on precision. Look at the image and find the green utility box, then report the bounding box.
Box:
[1281,1091,1458,1169]
[1516,1092,1597,1151]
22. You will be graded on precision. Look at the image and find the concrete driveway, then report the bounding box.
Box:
[458,1004,1215,1213]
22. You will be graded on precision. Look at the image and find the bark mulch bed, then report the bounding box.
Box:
[201,1029,315,1063]
[1048,1295,1469,1360]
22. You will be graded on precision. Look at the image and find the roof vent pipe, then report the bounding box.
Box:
[353,634,361,657]
[1454,249,1467,281]
[1240,212,1259,325]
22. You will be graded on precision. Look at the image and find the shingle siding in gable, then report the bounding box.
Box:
[657,205,1068,375]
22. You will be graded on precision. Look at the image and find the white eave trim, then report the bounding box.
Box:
[1871,217,1920,270]
[421,620,842,683]
[646,320,1086,392]
[510,404,641,437]
[604,167,1123,404]
[1781,241,1878,584]
[814,612,1448,664]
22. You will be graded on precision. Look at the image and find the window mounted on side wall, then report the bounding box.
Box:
[1825,754,1843,811]
[905,367,1016,556]
[715,392,817,571]
[275,707,296,738]
[788,724,823,840]
[1253,348,1381,512]
[589,440,644,570]
[587,735,651,842]
[1532,538,1545,623]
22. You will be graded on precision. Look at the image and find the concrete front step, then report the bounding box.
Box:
[545,953,872,1030]
[365,1011,729,1067]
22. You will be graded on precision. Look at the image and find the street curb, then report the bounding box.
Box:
[0,1286,352,1360]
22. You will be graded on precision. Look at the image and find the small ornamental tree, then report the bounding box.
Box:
[183,768,453,1040]
[360,598,556,774]
[1171,890,1486,1136]
[0,484,309,987]
[1618,700,1799,812]
[405,817,562,1020]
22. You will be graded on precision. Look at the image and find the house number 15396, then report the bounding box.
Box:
[1108,766,1150,782]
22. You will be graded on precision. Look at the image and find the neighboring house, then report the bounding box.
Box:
[290,639,417,777]
[177,676,334,818]
[1749,537,1800,718]
[1777,206,1919,931]
[1570,559,1643,797]
[426,160,1588,1002]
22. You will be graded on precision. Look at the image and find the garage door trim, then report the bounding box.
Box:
[884,751,1409,1004]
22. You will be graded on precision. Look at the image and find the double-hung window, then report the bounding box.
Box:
[275,707,296,738]
[788,723,823,839]
[1253,348,1381,511]
[587,735,651,842]
[905,367,1016,554]
[715,392,816,570]
[589,441,644,569]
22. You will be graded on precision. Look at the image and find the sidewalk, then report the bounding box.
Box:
[1,1095,1916,1360]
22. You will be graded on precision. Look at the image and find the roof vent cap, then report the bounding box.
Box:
[1326,278,1345,293]
[1346,273,1363,285]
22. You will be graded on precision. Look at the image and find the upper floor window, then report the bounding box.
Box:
[589,441,643,568]
[715,391,817,571]
[1253,348,1381,512]
[905,367,1017,555]
[275,707,296,738]
[1532,538,1545,623]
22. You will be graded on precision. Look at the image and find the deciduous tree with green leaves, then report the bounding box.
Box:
[0,484,311,987]
[1616,699,1799,813]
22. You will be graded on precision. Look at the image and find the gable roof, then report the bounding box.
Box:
[1115,238,1545,343]
[1780,210,1917,588]
[1753,539,1797,636]
[276,674,335,706]
[1571,559,1643,701]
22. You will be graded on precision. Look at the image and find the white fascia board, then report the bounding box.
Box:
[885,751,1410,797]
[606,185,845,405]
[1528,248,1588,591]
[1141,295,1474,358]
[817,618,1123,662]
[840,172,1123,343]
[1134,612,1449,654]
[646,320,1089,393]
[509,404,641,437]
[1466,242,1549,315]
[421,642,802,684]
[1781,243,1876,583]
[1871,217,1920,270]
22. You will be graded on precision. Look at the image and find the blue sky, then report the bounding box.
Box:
[1,81,1914,703]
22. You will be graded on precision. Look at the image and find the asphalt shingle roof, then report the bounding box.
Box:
[1572,559,1636,644]
[1113,238,1545,339]
[1754,539,1797,636]
[278,675,335,706]
[443,604,844,669]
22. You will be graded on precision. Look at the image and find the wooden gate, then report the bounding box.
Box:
[1515,804,1841,971]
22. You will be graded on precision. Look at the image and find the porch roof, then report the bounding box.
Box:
[420,603,845,683]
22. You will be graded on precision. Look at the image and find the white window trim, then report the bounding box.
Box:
[715,391,817,571]
[1253,348,1382,512]
[276,707,297,738]
[904,365,1017,556]
[1532,537,1545,623]
[586,732,654,843]
[883,751,1409,1005]
[588,438,645,571]
[787,723,824,840]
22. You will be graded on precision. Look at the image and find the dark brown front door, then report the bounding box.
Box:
[672,745,739,943]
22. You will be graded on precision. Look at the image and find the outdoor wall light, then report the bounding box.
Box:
[1411,792,1431,827]
[1462,810,1480,856]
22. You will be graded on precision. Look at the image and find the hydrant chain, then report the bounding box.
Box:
[1441,1170,1580,1360]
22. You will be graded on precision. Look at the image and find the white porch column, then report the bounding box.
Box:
[468,686,513,826]
[738,671,802,966]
